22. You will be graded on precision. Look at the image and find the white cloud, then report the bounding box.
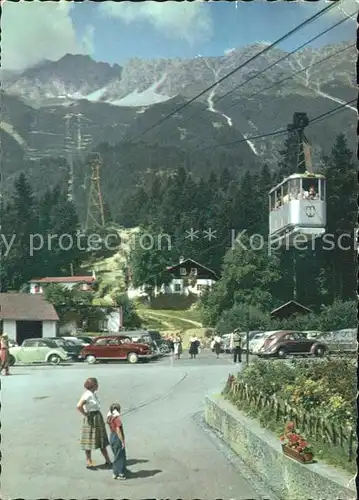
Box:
[224,48,235,56]
[99,1,213,44]
[2,1,94,71]
[297,0,358,18]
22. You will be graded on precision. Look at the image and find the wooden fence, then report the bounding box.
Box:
[224,375,355,462]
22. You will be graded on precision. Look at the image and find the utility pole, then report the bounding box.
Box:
[85,153,105,232]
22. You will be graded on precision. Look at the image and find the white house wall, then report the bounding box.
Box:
[42,321,58,337]
[165,278,215,295]
[3,320,16,340]
[29,282,90,294]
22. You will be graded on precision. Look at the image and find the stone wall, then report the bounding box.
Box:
[205,394,355,500]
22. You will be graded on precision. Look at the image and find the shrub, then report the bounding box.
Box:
[240,359,296,397]
[216,304,272,333]
[213,299,356,334]
[318,300,356,331]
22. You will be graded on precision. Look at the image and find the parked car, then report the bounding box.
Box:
[258,331,327,358]
[63,336,92,346]
[78,335,153,364]
[8,339,18,348]
[121,330,161,358]
[316,329,356,354]
[47,337,84,361]
[147,330,170,353]
[241,331,263,351]
[249,331,278,354]
[303,331,323,339]
[221,334,232,353]
[9,338,71,365]
[76,335,94,345]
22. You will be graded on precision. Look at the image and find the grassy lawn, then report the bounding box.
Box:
[155,309,203,324]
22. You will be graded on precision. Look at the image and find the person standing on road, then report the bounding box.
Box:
[173,334,182,359]
[0,333,10,376]
[189,336,199,359]
[167,336,174,354]
[231,329,242,364]
[107,403,127,480]
[213,334,222,359]
[77,377,112,469]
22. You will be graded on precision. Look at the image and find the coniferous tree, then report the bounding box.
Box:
[1,174,40,290]
[320,134,357,300]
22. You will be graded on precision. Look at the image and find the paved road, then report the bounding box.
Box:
[1,350,267,500]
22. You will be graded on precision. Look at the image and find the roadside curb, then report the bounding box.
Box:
[204,393,355,500]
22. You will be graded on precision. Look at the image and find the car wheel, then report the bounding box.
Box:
[277,348,287,359]
[86,355,97,364]
[127,352,138,364]
[8,355,15,366]
[48,354,61,365]
[314,346,325,357]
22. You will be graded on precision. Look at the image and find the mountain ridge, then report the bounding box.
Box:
[1,42,356,217]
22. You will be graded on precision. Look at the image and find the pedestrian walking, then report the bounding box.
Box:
[173,334,182,360]
[0,333,10,376]
[107,403,127,480]
[213,334,222,359]
[231,329,242,364]
[189,336,199,359]
[167,336,174,354]
[77,377,112,469]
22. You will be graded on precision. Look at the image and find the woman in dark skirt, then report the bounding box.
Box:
[77,377,112,469]
[107,403,127,480]
[189,336,199,359]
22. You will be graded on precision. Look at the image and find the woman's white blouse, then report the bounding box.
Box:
[82,390,101,413]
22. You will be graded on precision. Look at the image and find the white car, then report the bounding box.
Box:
[9,338,71,365]
[249,331,279,354]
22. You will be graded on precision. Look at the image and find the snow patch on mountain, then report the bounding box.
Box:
[85,86,108,102]
[107,74,174,107]
[242,133,259,156]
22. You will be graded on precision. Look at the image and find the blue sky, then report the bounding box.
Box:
[3,0,357,71]
[71,1,356,65]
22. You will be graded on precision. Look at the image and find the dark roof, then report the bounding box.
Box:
[0,293,59,321]
[270,300,312,317]
[29,276,95,283]
[166,258,218,278]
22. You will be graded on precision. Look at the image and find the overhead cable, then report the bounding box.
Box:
[195,98,357,153]
[127,2,338,143]
[218,13,354,109]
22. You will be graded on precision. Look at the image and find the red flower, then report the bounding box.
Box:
[285,421,295,430]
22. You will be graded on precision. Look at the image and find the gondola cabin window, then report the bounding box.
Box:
[268,174,326,246]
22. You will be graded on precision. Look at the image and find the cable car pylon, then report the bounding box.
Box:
[85,153,105,232]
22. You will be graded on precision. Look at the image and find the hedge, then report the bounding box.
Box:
[222,358,357,473]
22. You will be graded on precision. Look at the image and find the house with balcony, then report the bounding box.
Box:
[163,257,218,295]
[127,258,218,298]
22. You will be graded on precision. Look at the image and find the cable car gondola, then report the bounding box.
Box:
[268,112,326,247]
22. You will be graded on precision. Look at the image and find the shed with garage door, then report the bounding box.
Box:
[0,293,59,345]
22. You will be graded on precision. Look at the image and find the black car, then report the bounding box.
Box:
[76,336,94,345]
[148,330,169,353]
[47,337,83,361]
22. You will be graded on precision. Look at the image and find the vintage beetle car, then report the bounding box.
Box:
[78,335,153,364]
[9,338,71,365]
[258,330,327,358]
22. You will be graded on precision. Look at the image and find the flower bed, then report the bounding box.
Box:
[222,359,356,473]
